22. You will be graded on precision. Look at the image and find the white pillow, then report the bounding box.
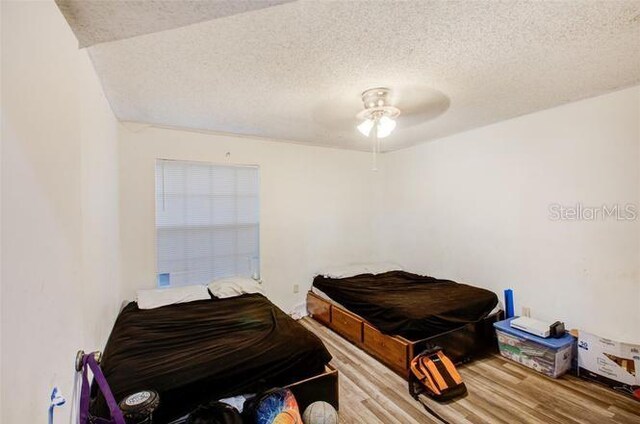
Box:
[208,276,264,299]
[317,262,402,279]
[136,285,210,310]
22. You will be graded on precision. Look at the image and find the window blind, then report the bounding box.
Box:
[155,159,260,287]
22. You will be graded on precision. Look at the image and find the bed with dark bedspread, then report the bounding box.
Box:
[313,270,498,341]
[92,293,331,422]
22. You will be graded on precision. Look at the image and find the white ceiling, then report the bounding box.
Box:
[61,0,640,152]
[55,0,295,47]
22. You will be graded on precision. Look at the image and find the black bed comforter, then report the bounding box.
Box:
[313,270,498,340]
[92,293,331,422]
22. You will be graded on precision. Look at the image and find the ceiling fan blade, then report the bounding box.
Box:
[393,85,450,129]
[311,92,364,132]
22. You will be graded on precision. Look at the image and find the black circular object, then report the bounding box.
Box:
[118,390,160,424]
[187,401,242,424]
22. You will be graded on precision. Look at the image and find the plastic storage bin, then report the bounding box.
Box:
[493,317,575,378]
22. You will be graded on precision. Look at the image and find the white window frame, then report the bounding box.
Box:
[155,158,260,287]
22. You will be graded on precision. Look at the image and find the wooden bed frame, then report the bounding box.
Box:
[307,291,503,378]
[286,364,339,412]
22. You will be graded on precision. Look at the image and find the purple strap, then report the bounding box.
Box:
[79,353,126,424]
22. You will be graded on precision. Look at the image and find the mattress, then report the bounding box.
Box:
[311,286,500,318]
[92,293,332,422]
[313,270,499,341]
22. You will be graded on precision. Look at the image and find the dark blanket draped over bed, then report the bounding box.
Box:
[313,271,498,340]
[92,294,331,422]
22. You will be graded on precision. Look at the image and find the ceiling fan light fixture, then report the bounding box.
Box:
[376,115,396,138]
[357,118,375,137]
[357,115,397,138]
[356,87,400,137]
[355,87,401,170]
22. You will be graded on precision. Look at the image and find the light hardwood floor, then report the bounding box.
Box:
[300,318,640,424]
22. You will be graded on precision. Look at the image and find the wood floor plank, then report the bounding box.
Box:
[301,317,640,424]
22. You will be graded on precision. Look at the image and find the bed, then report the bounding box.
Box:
[308,270,502,377]
[92,293,334,422]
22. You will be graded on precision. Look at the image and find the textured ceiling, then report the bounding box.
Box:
[55,0,294,47]
[72,1,639,151]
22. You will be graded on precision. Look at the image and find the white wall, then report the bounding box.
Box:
[375,86,640,342]
[1,1,121,422]
[119,89,640,342]
[2,6,637,424]
[119,126,376,311]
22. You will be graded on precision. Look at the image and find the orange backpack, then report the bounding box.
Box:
[409,347,467,402]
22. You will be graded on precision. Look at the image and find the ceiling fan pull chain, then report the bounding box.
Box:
[372,115,380,171]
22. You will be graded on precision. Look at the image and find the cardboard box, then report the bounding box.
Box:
[577,331,640,401]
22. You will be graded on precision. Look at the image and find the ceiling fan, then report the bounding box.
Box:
[314,84,450,170]
[356,87,401,170]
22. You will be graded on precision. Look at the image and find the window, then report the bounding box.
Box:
[155,159,259,287]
